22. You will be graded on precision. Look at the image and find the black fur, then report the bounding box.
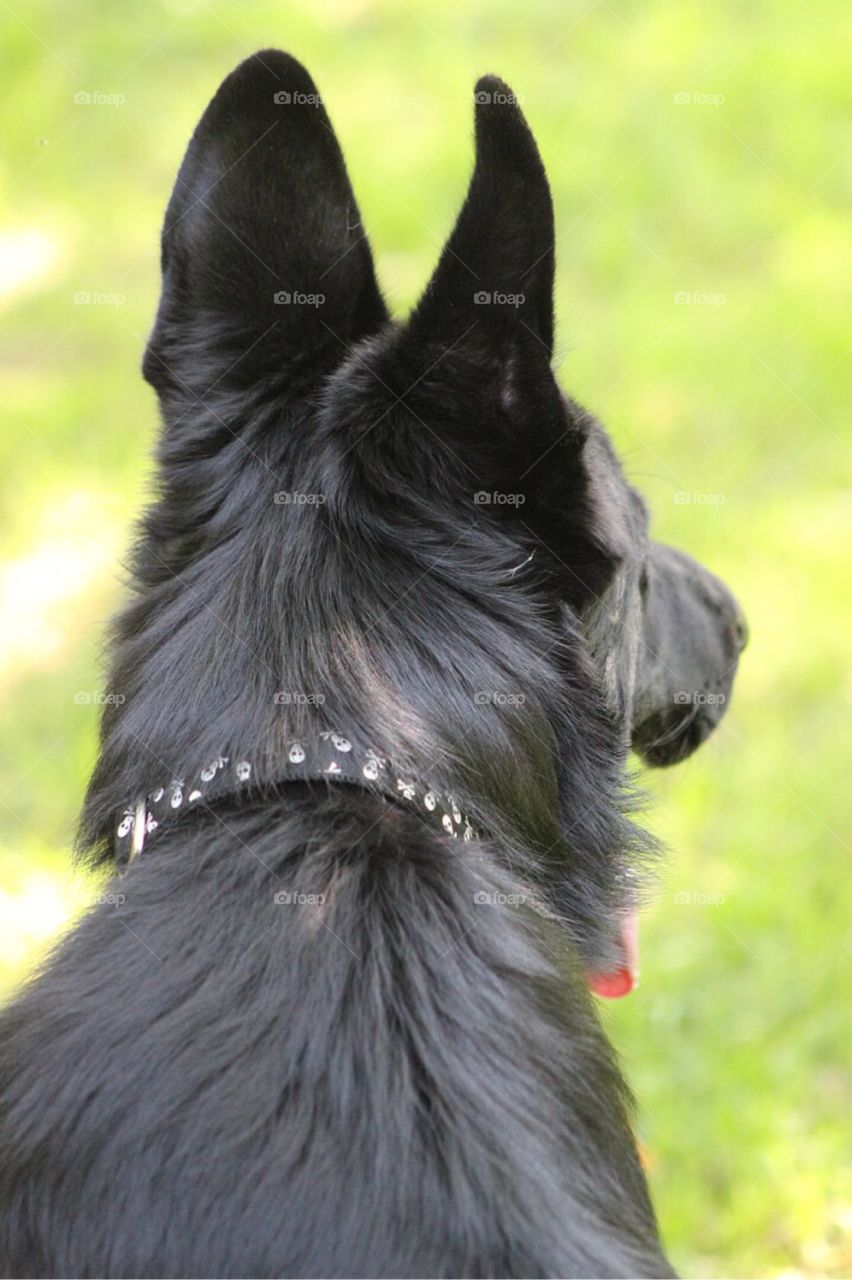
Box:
[0,51,745,1278]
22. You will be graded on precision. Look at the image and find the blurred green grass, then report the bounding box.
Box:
[1,1,849,1275]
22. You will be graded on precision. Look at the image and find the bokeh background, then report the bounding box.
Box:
[1,1,849,1275]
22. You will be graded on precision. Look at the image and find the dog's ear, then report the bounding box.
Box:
[405,76,555,382]
[143,50,388,412]
[392,82,620,608]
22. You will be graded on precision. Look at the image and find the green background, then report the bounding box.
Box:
[1,1,849,1275]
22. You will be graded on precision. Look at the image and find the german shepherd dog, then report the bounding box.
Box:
[0,52,747,1278]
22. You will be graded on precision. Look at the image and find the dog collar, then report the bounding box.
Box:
[115,731,478,865]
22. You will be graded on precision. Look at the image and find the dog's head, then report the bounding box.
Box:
[100,51,745,981]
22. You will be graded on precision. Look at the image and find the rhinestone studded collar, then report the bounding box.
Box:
[115,730,478,866]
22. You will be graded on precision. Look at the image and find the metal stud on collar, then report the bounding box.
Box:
[128,796,148,865]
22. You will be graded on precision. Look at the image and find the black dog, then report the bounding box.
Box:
[0,52,746,1278]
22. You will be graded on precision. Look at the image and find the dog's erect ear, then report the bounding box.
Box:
[406,76,555,372]
[143,50,388,410]
[393,83,621,609]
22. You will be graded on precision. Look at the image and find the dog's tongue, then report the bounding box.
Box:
[586,910,639,999]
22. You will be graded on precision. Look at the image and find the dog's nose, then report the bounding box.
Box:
[733,606,749,653]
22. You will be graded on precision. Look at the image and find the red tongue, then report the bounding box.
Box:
[586,910,639,1000]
